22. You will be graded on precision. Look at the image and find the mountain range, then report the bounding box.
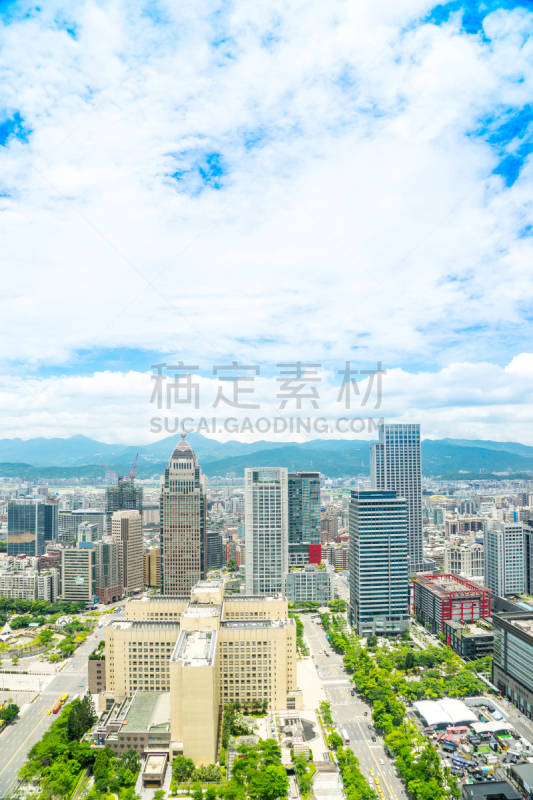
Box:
[0,434,532,479]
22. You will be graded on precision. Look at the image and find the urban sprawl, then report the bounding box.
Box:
[1,424,533,800]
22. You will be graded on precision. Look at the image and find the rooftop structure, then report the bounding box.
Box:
[413,573,491,634]
[413,698,478,728]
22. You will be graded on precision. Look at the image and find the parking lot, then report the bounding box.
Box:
[410,700,533,789]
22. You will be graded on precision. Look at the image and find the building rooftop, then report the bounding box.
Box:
[225,594,283,602]
[416,573,488,597]
[461,780,520,800]
[172,630,216,666]
[127,595,189,604]
[182,604,221,619]
[111,620,182,631]
[445,620,493,637]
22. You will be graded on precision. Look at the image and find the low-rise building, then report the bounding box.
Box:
[413,573,491,634]
[283,565,334,605]
[443,619,494,660]
[88,656,106,693]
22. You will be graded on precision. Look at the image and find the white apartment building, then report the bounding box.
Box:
[444,541,484,577]
[0,567,58,602]
[371,423,424,572]
[245,468,288,595]
[484,519,524,597]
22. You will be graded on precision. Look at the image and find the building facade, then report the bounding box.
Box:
[288,471,321,547]
[484,519,525,597]
[493,612,533,719]
[144,548,161,587]
[443,619,494,660]
[103,579,302,765]
[206,531,223,571]
[283,565,334,605]
[349,489,409,636]
[59,547,97,603]
[7,500,46,557]
[370,423,424,573]
[96,538,122,604]
[44,502,58,542]
[112,510,143,596]
[245,467,288,596]
[413,573,491,634]
[160,435,207,594]
[443,542,484,577]
[106,481,143,527]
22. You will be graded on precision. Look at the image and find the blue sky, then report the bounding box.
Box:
[0,0,533,443]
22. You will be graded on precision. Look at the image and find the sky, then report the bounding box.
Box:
[1,0,533,446]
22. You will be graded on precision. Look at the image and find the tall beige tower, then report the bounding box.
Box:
[160,434,206,595]
[112,510,143,595]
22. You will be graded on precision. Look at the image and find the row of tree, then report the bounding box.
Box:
[385,723,461,800]
[19,695,98,798]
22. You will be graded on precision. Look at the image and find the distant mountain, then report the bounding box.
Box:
[0,434,533,479]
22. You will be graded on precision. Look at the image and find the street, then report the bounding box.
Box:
[0,630,101,797]
[302,614,408,800]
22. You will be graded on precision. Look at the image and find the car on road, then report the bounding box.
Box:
[318,650,322,654]
[379,759,385,765]
[372,736,377,742]
[364,711,368,716]
[368,725,372,729]
[326,652,330,657]
[369,769,373,775]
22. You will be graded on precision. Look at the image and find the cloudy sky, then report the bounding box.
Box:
[1,0,533,445]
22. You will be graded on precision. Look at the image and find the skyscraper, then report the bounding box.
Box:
[371,423,425,573]
[349,489,409,636]
[245,467,288,595]
[111,510,144,595]
[287,471,320,565]
[44,501,58,542]
[484,519,525,597]
[160,434,207,594]
[7,499,45,557]
[106,481,143,528]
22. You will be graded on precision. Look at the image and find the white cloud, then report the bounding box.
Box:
[0,0,532,441]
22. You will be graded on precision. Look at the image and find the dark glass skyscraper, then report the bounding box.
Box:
[44,502,58,541]
[7,500,46,557]
[288,472,321,544]
[105,481,143,528]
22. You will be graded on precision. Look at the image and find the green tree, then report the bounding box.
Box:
[226,559,237,572]
[0,704,19,723]
[247,765,288,800]
[328,733,343,750]
[172,755,195,782]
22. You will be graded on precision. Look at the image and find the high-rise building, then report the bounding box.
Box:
[95,538,122,604]
[111,510,143,595]
[349,489,409,636]
[59,547,96,604]
[44,502,58,541]
[7,500,45,557]
[493,611,533,716]
[78,521,99,543]
[245,467,288,595]
[160,435,207,594]
[206,530,223,570]
[370,423,423,572]
[484,519,525,597]
[287,472,320,567]
[144,548,161,587]
[106,481,143,527]
[58,509,106,542]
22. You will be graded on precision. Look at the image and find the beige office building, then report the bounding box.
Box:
[112,510,143,595]
[104,579,302,765]
[144,548,161,588]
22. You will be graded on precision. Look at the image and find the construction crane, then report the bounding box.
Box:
[101,453,138,485]
[126,454,138,482]
[100,461,119,484]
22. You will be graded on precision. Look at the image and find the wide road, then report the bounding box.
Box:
[303,615,408,800]
[0,617,115,798]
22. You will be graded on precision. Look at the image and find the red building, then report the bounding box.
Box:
[413,573,491,634]
[309,544,322,565]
